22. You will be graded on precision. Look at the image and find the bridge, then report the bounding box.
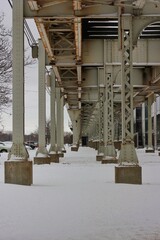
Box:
[5,0,160,185]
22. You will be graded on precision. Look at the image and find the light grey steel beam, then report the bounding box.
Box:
[133,15,160,45]
[83,39,160,67]
[24,1,117,18]
[25,1,160,18]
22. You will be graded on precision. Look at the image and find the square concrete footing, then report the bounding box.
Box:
[5,160,33,185]
[71,146,78,151]
[145,149,155,153]
[96,155,103,161]
[114,141,122,150]
[102,158,118,164]
[115,165,142,184]
[34,157,50,165]
[58,153,64,158]
[49,154,59,163]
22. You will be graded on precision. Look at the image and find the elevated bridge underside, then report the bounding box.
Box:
[5,0,160,185]
[25,0,160,141]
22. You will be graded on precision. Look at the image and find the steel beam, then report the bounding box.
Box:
[103,40,116,159]
[104,66,116,158]
[82,39,160,66]
[98,68,105,155]
[118,15,139,165]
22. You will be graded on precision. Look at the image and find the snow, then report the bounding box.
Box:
[9,155,26,161]
[0,146,160,240]
[36,153,48,158]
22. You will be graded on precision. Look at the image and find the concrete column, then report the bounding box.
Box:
[154,98,157,150]
[146,94,154,152]
[48,69,60,162]
[5,0,32,185]
[34,39,50,164]
[49,69,56,153]
[68,109,81,151]
[8,0,28,160]
[142,102,146,148]
[61,96,66,153]
[56,87,64,156]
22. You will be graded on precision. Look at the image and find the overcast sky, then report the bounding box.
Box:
[1,0,71,134]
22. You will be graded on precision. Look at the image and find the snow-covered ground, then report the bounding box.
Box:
[0,146,160,240]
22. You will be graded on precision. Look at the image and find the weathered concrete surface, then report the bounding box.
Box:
[145,149,155,153]
[58,152,64,158]
[96,155,103,161]
[115,166,142,184]
[49,154,59,163]
[114,141,122,150]
[71,146,79,151]
[34,157,50,165]
[5,160,33,185]
[102,157,118,164]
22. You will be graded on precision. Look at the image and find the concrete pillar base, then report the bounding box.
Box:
[88,141,91,147]
[49,154,59,163]
[93,141,99,150]
[115,165,142,184]
[5,160,33,185]
[34,157,50,165]
[58,152,64,158]
[145,149,155,153]
[92,141,98,150]
[71,146,78,151]
[102,157,118,164]
[96,155,104,161]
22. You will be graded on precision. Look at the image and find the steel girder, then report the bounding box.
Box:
[25,0,160,143]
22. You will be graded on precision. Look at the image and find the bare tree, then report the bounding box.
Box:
[0,14,12,114]
[0,13,36,126]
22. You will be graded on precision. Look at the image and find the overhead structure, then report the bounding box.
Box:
[6,0,160,185]
[24,0,160,139]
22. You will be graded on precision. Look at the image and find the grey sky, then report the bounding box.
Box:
[1,0,71,134]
